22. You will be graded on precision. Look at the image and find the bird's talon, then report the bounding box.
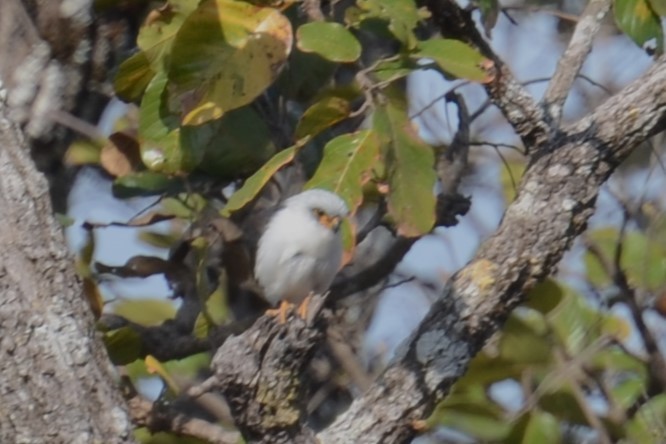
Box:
[265,301,293,324]
[296,293,313,320]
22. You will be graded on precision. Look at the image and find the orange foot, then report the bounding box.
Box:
[296,293,314,320]
[265,300,294,324]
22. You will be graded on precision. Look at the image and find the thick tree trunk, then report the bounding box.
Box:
[0,86,134,444]
[0,0,135,442]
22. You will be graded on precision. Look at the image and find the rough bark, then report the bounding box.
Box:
[1,0,665,442]
[0,88,134,442]
[318,56,666,443]
[0,0,136,442]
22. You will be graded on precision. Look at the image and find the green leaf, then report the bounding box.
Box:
[161,193,208,219]
[221,146,298,216]
[499,315,552,365]
[588,346,647,375]
[506,411,561,444]
[647,0,666,15]
[524,278,565,315]
[305,130,381,214]
[55,213,76,228]
[373,88,436,237]
[525,411,561,444]
[296,22,361,63]
[371,57,422,83]
[611,376,648,410]
[461,353,526,385]
[614,0,664,54]
[479,0,500,37]
[429,402,511,440]
[114,51,155,102]
[103,327,142,365]
[295,95,352,140]
[139,70,179,140]
[113,299,177,326]
[626,394,666,443]
[182,106,276,179]
[585,227,666,291]
[139,71,205,173]
[499,157,526,204]
[276,49,336,101]
[194,285,228,338]
[169,0,293,125]
[356,0,428,49]
[163,352,211,379]
[113,171,181,198]
[548,288,630,354]
[538,389,589,426]
[415,39,493,83]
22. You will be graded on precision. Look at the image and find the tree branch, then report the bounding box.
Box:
[100,314,256,362]
[126,390,238,444]
[210,315,325,444]
[317,57,666,443]
[543,0,612,123]
[424,0,550,149]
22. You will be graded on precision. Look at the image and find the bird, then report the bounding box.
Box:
[254,188,349,323]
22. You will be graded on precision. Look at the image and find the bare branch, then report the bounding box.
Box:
[100,314,256,361]
[126,390,239,444]
[329,237,417,300]
[543,0,612,123]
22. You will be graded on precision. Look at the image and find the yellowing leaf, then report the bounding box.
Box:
[614,0,664,54]
[297,22,361,62]
[113,299,177,326]
[145,355,180,394]
[136,0,200,72]
[169,0,293,124]
[114,51,155,102]
[82,278,104,319]
[296,95,352,140]
[647,0,666,15]
[373,88,436,237]
[64,139,102,166]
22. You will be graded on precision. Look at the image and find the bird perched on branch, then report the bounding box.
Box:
[254,189,349,323]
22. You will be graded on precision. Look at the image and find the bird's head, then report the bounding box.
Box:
[284,189,349,232]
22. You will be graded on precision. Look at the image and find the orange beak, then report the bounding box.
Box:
[318,214,341,232]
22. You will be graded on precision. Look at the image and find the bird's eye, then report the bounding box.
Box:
[312,208,325,218]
